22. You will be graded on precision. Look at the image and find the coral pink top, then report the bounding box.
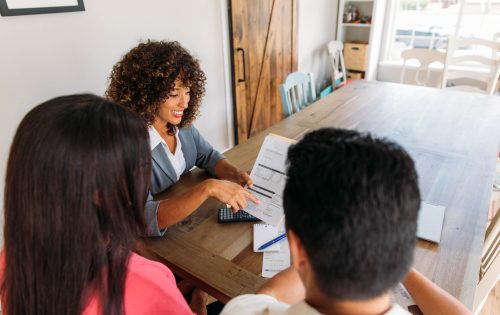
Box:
[1,252,194,315]
[82,253,194,314]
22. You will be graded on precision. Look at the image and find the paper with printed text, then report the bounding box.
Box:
[244,134,296,226]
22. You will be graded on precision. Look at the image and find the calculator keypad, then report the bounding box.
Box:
[218,207,260,223]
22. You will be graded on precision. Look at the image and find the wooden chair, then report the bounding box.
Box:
[441,37,500,95]
[280,72,316,117]
[472,208,500,315]
[327,41,347,90]
[399,48,446,87]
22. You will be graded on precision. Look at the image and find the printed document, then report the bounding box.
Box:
[244,134,296,226]
[262,222,290,278]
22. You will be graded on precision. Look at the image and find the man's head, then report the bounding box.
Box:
[284,128,420,300]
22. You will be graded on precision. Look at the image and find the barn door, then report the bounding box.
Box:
[229,0,298,143]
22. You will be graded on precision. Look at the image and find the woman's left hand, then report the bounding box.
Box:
[214,159,253,188]
[236,170,253,188]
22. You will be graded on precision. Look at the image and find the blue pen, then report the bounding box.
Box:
[258,233,287,251]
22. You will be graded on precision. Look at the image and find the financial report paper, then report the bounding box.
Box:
[244,134,296,226]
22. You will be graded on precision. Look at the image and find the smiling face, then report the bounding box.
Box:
[154,79,191,128]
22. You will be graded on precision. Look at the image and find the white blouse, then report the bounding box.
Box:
[148,126,186,180]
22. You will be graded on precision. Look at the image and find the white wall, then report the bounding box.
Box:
[0,0,338,244]
[297,0,338,92]
[0,0,232,244]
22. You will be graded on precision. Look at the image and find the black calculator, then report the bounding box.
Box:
[217,207,260,223]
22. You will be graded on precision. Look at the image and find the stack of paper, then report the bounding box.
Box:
[262,241,290,278]
[247,134,295,278]
[253,224,281,252]
[244,134,296,226]
[253,223,290,278]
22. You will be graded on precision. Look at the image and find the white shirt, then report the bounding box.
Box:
[221,294,411,315]
[148,126,186,180]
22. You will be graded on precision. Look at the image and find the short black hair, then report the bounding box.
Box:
[284,128,420,300]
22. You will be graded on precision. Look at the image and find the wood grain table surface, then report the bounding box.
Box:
[140,80,500,307]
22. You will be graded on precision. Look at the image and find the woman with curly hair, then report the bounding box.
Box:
[107,40,258,236]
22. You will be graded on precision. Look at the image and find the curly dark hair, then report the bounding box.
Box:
[106,40,206,130]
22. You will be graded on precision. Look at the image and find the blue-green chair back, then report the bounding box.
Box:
[280,72,316,117]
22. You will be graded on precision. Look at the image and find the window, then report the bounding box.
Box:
[382,0,500,62]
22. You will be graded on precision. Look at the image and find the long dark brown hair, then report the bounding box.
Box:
[2,94,151,314]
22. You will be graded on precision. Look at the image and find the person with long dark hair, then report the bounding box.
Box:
[106,40,258,236]
[0,94,201,314]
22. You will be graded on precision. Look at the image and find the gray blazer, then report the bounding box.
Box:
[145,126,224,236]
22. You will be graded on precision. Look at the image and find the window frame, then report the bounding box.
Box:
[379,0,498,64]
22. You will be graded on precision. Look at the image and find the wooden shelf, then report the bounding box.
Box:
[337,0,384,80]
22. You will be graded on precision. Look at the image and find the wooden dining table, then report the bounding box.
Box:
[140,80,500,309]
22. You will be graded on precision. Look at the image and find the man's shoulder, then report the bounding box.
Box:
[221,294,290,315]
[221,294,410,315]
[221,295,324,315]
